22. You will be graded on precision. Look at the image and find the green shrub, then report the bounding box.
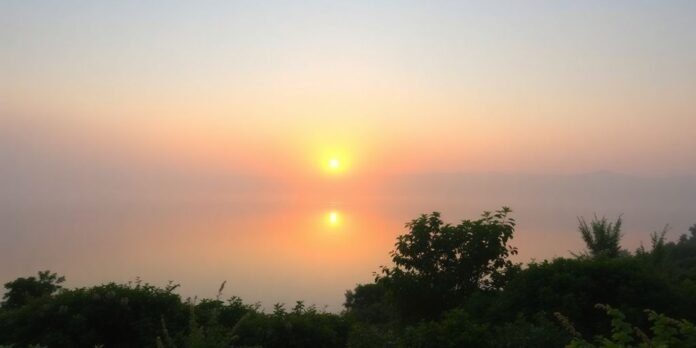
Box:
[560,304,696,348]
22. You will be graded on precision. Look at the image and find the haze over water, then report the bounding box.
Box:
[2,1,696,311]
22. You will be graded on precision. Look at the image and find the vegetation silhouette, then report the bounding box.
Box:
[369,208,520,323]
[2,208,696,347]
[576,215,624,258]
[2,271,65,309]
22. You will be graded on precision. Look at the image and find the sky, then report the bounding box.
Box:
[3,0,696,176]
[1,1,696,310]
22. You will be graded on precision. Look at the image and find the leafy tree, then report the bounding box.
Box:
[1,270,65,309]
[577,215,623,258]
[344,283,394,325]
[375,207,520,322]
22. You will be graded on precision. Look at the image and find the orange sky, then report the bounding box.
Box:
[3,1,696,177]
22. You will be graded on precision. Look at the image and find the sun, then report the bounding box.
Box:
[328,158,341,170]
[318,148,350,175]
[326,210,341,226]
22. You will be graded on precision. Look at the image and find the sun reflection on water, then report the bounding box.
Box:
[326,210,341,227]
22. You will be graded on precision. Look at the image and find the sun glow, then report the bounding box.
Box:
[326,210,341,226]
[314,145,353,175]
[322,153,348,174]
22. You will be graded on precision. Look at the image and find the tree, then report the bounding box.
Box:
[1,270,65,309]
[376,207,520,321]
[577,215,623,258]
[344,283,394,325]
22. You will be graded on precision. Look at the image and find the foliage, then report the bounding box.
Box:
[2,271,65,309]
[490,312,571,348]
[0,278,186,347]
[346,322,399,348]
[225,301,348,348]
[0,278,348,348]
[398,308,489,348]
[343,283,395,325]
[375,207,520,322]
[494,256,696,337]
[562,304,696,348]
[577,215,623,258]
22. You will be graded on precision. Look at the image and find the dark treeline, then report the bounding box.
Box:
[2,208,696,347]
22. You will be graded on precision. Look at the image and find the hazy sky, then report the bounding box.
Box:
[3,0,696,177]
[1,1,696,309]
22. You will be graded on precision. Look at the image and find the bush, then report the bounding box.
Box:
[561,304,696,347]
